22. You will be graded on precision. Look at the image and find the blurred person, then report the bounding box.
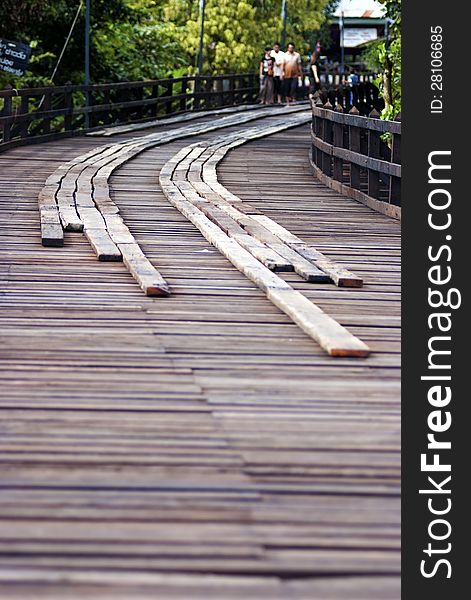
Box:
[308,51,321,100]
[270,41,284,104]
[259,46,275,105]
[282,42,302,105]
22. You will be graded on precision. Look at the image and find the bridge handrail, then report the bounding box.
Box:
[310,99,401,219]
[0,73,259,152]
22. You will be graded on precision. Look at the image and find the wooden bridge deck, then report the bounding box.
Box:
[0,109,400,599]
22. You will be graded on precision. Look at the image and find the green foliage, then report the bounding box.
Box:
[92,16,186,81]
[0,0,134,87]
[363,0,401,120]
[1,0,331,87]
[163,0,330,74]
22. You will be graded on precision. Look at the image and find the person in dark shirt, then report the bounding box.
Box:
[309,51,321,99]
[259,46,275,105]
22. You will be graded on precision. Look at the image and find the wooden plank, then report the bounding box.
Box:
[251,216,363,287]
[118,243,170,296]
[267,288,370,357]
[39,209,63,247]
[193,127,361,286]
[160,165,369,356]
[230,233,293,272]
[236,217,329,283]
[84,228,122,261]
[176,181,293,272]
[58,207,84,232]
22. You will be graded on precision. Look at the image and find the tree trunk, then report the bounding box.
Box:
[383,54,393,111]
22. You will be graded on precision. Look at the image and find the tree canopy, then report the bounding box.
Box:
[0,0,330,87]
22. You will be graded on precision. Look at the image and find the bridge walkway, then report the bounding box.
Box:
[0,108,400,599]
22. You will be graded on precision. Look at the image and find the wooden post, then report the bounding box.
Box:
[332,103,344,182]
[341,86,349,112]
[367,108,381,199]
[42,91,52,135]
[151,83,159,118]
[102,88,111,125]
[118,87,129,123]
[204,78,212,109]
[351,84,359,111]
[371,83,381,112]
[321,100,333,177]
[314,96,324,169]
[20,93,30,139]
[229,76,235,105]
[2,93,12,143]
[193,76,201,110]
[135,85,144,120]
[180,77,187,112]
[250,73,258,103]
[348,106,361,190]
[165,77,174,114]
[64,86,74,132]
[216,78,223,106]
[357,83,366,115]
[390,112,401,205]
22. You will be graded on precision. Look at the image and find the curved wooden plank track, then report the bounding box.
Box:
[0,107,401,599]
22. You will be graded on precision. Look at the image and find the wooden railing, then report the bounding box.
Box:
[314,82,384,116]
[320,72,377,87]
[310,98,401,219]
[0,73,259,152]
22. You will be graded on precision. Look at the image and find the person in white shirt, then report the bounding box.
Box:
[270,42,284,105]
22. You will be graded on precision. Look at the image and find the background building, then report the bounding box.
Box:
[325,0,386,67]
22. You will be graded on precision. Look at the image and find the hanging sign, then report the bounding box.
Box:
[342,28,378,48]
[0,38,32,76]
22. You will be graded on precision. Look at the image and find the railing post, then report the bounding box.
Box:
[20,93,29,139]
[204,77,212,109]
[216,78,223,106]
[351,84,359,112]
[151,83,159,118]
[135,84,144,120]
[42,91,52,135]
[348,106,361,190]
[118,86,129,123]
[390,112,401,205]
[371,83,382,112]
[2,92,12,143]
[322,100,333,177]
[314,97,324,168]
[180,77,187,112]
[367,108,381,199]
[64,86,74,132]
[332,103,344,182]
[102,88,111,125]
[229,76,235,105]
[193,76,201,110]
[165,77,174,114]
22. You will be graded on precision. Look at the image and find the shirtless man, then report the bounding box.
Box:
[282,42,302,106]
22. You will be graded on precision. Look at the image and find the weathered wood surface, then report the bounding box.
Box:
[88,102,273,137]
[38,104,308,293]
[0,111,400,598]
[159,118,369,357]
